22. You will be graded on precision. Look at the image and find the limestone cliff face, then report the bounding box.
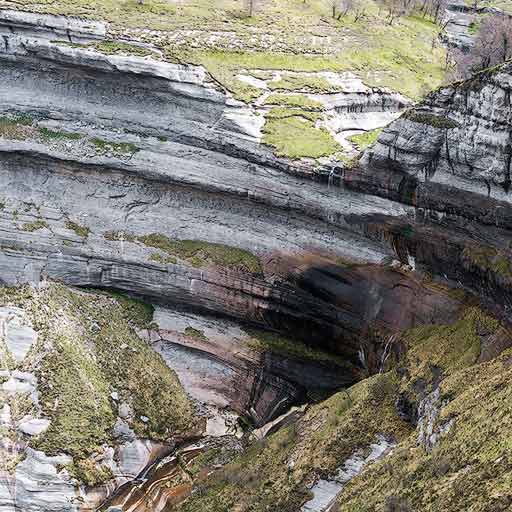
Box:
[350,61,512,311]
[361,62,512,195]
[0,6,511,511]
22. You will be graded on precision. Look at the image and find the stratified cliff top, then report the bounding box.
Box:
[0,0,450,166]
[0,0,445,100]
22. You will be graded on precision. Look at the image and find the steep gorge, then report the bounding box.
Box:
[0,5,511,512]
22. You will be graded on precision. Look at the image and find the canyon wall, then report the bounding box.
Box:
[0,7,511,511]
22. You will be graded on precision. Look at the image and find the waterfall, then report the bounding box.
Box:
[379,333,397,374]
[327,168,335,190]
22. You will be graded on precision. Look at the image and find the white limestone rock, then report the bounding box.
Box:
[17,417,50,437]
[0,308,38,363]
[115,439,168,480]
[301,436,395,512]
[13,449,78,512]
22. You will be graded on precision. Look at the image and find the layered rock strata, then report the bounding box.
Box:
[0,7,511,511]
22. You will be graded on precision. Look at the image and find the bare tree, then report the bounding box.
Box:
[419,0,447,23]
[338,0,355,18]
[450,14,512,79]
[325,0,341,18]
[326,0,366,20]
[376,0,412,24]
[352,0,367,21]
[245,0,257,17]
[374,0,417,24]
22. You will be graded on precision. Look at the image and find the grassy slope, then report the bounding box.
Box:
[180,373,409,512]
[338,340,512,510]
[0,285,196,484]
[178,305,511,512]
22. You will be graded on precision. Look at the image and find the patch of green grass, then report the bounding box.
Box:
[35,332,115,460]
[268,74,337,93]
[0,115,34,140]
[348,128,382,150]
[400,307,498,389]
[149,252,178,265]
[22,220,48,232]
[39,127,82,141]
[173,11,446,100]
[338,345,512,511]
[53,39,159,58]
[103,290,155,329]
[93,40,158,57]
[66,459,114,487]
[263,94,324,110]
[91,138,139,156]
[262,113,340,159]
[468,20,479,35]
[10,0,178,28]
[403,110,459,129]
[265,107,323,122]
[184,326,209,342]
[138,234,263,274]
[3,0,446,101]
[462,244,512,281]
[65,220,90,238]
[86,295,193,440]
[103,230,135,242]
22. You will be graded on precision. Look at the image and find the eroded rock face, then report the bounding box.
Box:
[360,64,512,193]
[348,62,512,312]
[0,7,510,512]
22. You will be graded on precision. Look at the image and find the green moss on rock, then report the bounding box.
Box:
[22,220,49,232]
[66,459,114,487]
[149,252,178,265]
[247,328,350,368]
[184,327,209,342]
[138,234,263,274]
[403,110,459,129]
[39,127,82,141]
[462,244,512,281]
[91,137,139,155]
[65,220,90,238]
[0,115,34,140]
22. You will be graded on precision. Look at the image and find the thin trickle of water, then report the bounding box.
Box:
[357,345,366,370]
[379,333,397,374]
[327,168,336,190]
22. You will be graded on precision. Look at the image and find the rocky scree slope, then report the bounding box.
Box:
[0,5,510,512]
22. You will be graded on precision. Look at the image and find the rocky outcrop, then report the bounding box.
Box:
[350,61,512,311]
[0,8,457,368]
